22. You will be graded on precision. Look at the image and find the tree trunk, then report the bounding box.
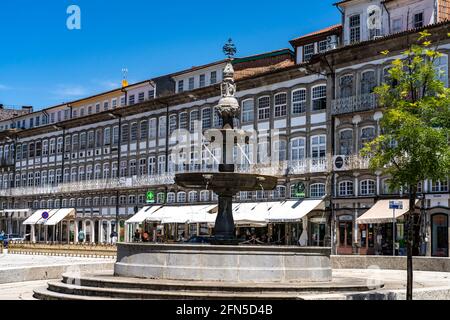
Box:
[406,190,416,300]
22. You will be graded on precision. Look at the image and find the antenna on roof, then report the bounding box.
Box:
[122,68,129,88]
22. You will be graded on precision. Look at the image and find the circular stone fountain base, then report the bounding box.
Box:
[114,243,332,283]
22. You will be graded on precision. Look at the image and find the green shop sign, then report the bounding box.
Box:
[146,191,155,203]
[294,182,306,198]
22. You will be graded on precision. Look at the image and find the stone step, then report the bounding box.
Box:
[44,281,306,300]
[33,286,120,300]
[61,272,381,294]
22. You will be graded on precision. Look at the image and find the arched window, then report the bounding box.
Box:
[310,183,326,198]
[200,190,210,202]
[361,70,376,94]
[312,85,327,111]
[241,99,254,123]
[202,108,211,129]
[167,192,176,203]
[177,192,186,203]
[339,75,353,98]
[290,138,305,161]
[292,89,306,114]
[156,193,165,204]
[360,127,375,149]
[339,129,353,155]
[339,181,354,196]
[188,191,198,203]
[274,93,287,117]
[361,179,376,195]
[273,186,286,199]
[258,96,270,120]
[169,115,177,135]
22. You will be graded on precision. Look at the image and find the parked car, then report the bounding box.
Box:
[185,236,211,244]
[2,234,25,248]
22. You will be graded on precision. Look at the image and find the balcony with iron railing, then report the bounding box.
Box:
[0,157,373,198]
[331,93,378,115]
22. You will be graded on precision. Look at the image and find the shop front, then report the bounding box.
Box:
[431,213,449,257]
[356,199,411,256]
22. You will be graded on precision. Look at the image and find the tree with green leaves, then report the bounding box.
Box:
[362,31,450,300]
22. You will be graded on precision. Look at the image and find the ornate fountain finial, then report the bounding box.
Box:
[216,39,239,129]
[222,38,237,59]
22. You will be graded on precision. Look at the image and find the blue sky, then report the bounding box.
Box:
[0,0,339,110]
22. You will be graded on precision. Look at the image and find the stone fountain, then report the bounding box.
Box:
[111,41,332,284]
[174,45,277,244]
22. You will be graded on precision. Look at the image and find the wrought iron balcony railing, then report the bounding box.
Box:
[331,93,378,115]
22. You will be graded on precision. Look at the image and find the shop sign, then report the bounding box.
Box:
[146,191,155,204]
[294,182,306,198]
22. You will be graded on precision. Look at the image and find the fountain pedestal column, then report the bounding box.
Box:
[213,191,236,243]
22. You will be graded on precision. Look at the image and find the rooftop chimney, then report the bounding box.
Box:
[22,106,33,113]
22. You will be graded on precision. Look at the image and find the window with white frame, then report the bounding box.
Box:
[138,92,145,103]
[318,40,328,53]
[177,192,186,203]
[199,74,206,88]
[188,77,195,90]
[242,99,254,123]
[273,185,286,199]
[159,116,166,138]
[413,12,424,28]
[149,118,157,139]
[210,71,217,84]
[140,121,148,140]
[130,122,138,142]
[139,158,146,175]
[311,135,326,158]
[178,80,184,93]
[360,127,375,149]
[360,179,376,195]
[188,191,198,203]
[339,129,353,155]
[190,110,199,132]
[202,108,211,129]
[349,15,361,44]
[431,179,449,192]
[104,127,111,145]
[339,75,353,98]
[166,192,175,203]
[361,70,376,94]
[310,183,326,198]
[200,190,209,202]
[274,93,287,117]
[273,140,287,162]
[129,95,135,105]
[169,115,177,134]
[312,85,327,111]
[157,193,165,204]
[179,112,188,130]
[392,18,403,33]
[290,138,305,161]
[157,155,166,174]
[339,181,354,196]
[148,156,156,175]
[258,96,270,120]
[292,89,306,114]
[303,43,315,61]
[433,54,448,87]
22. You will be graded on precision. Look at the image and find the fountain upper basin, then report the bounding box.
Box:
[175,172,278,193]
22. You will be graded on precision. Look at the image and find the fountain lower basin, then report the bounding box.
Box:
[114,243,332,283]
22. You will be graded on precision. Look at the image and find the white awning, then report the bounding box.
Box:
[232,202,275,225]
[356,199,418,224]
[125,206,162,224]
[146,205,217,224]
[45,208,76,226]
[23,209,74,226]
[265,199,325,223]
